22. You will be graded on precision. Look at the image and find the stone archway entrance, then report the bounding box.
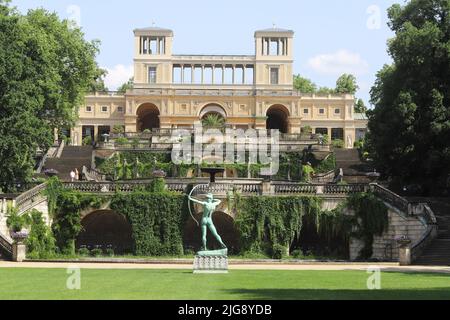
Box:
[266,104,289,134]
[76,210,133,254]
[183,211,240,254]
[137,103,160,132]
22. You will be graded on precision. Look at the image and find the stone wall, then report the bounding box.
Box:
[349,204,427,261]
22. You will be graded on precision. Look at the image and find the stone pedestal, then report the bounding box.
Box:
[193,255,228,274]
[398,239,412,266]
[12,243,26,262]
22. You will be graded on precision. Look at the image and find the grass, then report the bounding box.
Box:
[0,269,449,300]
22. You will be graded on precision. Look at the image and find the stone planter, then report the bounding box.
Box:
[396,237,412,266]
[10,231,28,262]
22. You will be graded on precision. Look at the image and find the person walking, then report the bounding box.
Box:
[70,170,75,182]
[75,168,80,181]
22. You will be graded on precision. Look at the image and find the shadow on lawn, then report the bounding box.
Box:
[224,288,450,300]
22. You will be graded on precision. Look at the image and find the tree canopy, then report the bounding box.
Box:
[0,1,103,191]
[335,74,359,94]
[117,77,134,94]
[367,0,450,193]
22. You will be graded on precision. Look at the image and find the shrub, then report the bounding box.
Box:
[78,246,90,256]
[291,250,303,259]
[82,136,92,146]
[6,204,27,232]
[332,139,345,148]
[272,244,287,260]
[131,137,140,149]
[91,248,103,257]
[105,248,115,257]
[115,137,129,146]
[143,129,151,134]
[301,126,312,134]
[112,125,125,134]
[25,210,56,259]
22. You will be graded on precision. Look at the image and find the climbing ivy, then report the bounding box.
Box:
[110,192,187,256]
[47,177,106,255]
[234,196,322,257]
[346,193,389,259]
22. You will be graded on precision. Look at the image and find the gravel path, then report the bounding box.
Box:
[1,261,450,274]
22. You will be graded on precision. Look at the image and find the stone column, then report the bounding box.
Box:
[212,65,215,84]
[191,65,195,84]
[242,65,246,84]
[222,65,225,84]
[181,65,185,83]
[201,65,205,84]
[232,65,236,84]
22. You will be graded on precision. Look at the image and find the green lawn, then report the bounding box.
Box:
[0,268,449,300]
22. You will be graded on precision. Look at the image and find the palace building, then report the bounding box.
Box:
[70,26,368,148]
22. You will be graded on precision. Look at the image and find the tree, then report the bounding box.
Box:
[0,1,103,191]
[89,68,109,92]
[117,77,134,94]
[335,74,359,94]
[367,0,450,194]
[293,75,317,93]
[354,99,368,114]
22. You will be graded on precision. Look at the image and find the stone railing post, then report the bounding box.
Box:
[262,181,274,195]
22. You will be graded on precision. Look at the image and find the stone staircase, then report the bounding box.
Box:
[413,198,450,266]
[44,146,93,181]
[334,149,373,184]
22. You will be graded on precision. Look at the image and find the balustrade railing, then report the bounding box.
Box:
[0,232,12,256]
[370,184,410,214]
[15,183,47,213]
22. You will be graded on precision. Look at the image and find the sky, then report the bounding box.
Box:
[14,0,402,106]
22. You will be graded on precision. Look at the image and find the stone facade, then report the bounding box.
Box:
[70,27,368,148]
[349,205,427,261]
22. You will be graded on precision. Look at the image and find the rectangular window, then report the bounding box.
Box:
[148,67,157,84]
[101,106,108,113]
[331,128,344,141]
[316,128,328,135]
[335,108,341,114]
[319,108,325,115]
[85,106,92,112]
[270,67,279,85]
[303,109,309,114]
[117,106,124,113]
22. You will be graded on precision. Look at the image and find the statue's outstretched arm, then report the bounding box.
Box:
[213,199,222,206]
[189,196,205,205]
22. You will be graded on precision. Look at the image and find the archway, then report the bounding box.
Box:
[137,103,160,132]
[199,104,227,127]
[183,211,240,254]
[266,105,289,134]
[76,210,133,254]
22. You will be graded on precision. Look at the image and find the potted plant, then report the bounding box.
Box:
[6,205,29,243]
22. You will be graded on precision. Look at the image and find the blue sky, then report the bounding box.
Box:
[15,0,401,106]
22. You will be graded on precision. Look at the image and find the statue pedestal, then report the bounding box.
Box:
[193,249,228,274]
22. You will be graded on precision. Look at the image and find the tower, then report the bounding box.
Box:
[254,28,294,89]
[133,26,174,87]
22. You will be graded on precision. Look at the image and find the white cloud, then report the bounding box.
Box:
[103,64,134,90]
[307,50,369,76]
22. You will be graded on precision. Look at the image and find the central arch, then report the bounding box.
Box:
[266,104,290,134]
[76,210,133,254]
[199,104,227,120]
[137,103,160,132]
[183,211,240,254]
